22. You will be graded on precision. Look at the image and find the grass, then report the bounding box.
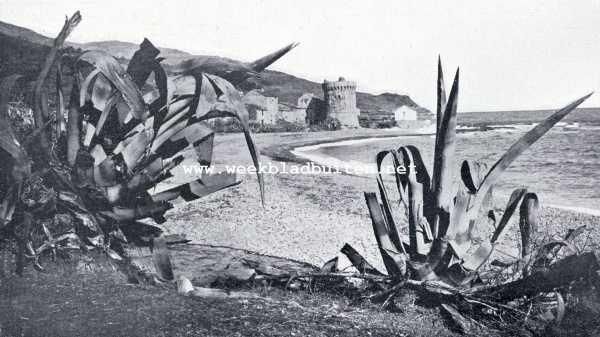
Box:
[0,255,474,337]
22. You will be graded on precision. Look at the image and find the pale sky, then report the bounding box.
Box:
[1,0,599,112]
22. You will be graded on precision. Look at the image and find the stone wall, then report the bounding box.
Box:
[322,77,360,127]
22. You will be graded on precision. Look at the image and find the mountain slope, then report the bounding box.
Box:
[0,20,54,46]
[0,19,429,115]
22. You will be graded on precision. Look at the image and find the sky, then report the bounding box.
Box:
[1,0,600,112]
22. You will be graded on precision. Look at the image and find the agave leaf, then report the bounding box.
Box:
[127,38,161,88]
[460,160,486,194]
[375,150,405,253]
[151,172,240,202]
[519,192,539,258]
[565,225,587,242]
[431,69,459,237]
[155,101,193,138]
[381,149,409,209]
[192,131,214,166]
[364,192,407,277]
[33,11,81,149]
[469,92,593,218]
[150,119,188,155]
[127,38,169,129]
[491,188,527,243]
[462,188,527,271]
[56,63,66,134]
[340,243,384,276]
[152,122,214,162]
[120,126,154,171]
[94,93,120,138]
[376,177,405,254]
[90,73,114,111]
[404,145,434,222]
[445,190,472,258]
[249,42,299,73]
[191,73,265,204]
[461,241,492,272]
[102,201,172,222]
[67,83,81,167]
[78,50,147,120]
[435,56,447,139]
[175,172,240,202]
[79,69,102,107]
[399,147,432,256]
[149,61,169,127]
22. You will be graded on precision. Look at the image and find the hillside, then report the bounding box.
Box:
[0,19,429,115]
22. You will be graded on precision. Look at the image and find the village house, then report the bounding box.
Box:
[242,90,307,126]
[242,90,279,125]
[393,105,418,121]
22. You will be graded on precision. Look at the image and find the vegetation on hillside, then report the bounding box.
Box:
[0,19,428,116]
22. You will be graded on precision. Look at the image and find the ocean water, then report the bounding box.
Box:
[299,113,600,214]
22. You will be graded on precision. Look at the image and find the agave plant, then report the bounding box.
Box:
[360,58,592,286]
[0,12,295,279]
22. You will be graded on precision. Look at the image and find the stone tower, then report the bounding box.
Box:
[322,77,360,127]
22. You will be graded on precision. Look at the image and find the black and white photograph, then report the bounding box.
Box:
[0,1,599,336]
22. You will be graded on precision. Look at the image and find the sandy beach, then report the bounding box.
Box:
[160,130,600,271]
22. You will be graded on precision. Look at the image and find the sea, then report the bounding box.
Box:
[295,108,600,215]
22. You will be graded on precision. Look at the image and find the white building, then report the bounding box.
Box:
[393,105,418,122]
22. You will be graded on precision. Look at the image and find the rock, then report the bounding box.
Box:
[177,275,194,295]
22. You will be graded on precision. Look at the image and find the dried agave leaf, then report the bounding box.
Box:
[340,243,384,276]
[519,192,539,258]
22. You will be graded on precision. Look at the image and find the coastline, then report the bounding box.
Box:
[160,130,600,271]
[287,132,600,217]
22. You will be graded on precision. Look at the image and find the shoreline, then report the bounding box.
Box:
[161,129,600,270]
[265,131,600,217]
[260,129,431,164]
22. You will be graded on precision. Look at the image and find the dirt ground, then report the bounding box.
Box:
[0,258,472,337]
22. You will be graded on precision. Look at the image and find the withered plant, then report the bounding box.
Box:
[0,12,295,280]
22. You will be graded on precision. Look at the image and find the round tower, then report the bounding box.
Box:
[322,77,360,127]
